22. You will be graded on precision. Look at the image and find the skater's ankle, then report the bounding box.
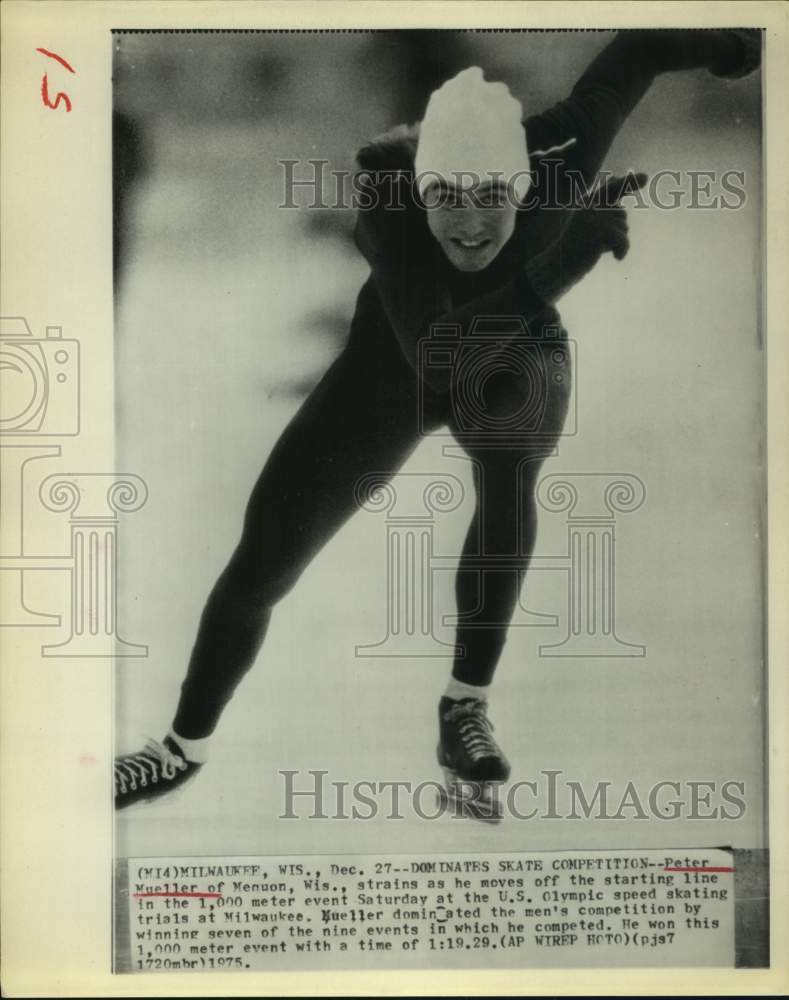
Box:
[168,729,210,764]
[443,678,490,703]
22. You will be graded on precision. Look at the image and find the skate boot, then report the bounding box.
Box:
[437,696,510,823]
[114,736,202,810]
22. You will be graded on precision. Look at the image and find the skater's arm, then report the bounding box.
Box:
[523,173,642,303]
[526,29,761,182]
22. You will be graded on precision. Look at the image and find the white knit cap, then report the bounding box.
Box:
[415,66,531,204]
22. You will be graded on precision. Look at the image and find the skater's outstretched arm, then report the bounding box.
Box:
[526,29,762,183]
[525,172,645,304]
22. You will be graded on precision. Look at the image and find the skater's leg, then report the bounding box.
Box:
[436,328,571,812]
[436,454,546,796]
[171,340,440,742]
[451,453,542,686]
[450,335,572,688]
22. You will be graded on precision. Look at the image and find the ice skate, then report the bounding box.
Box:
[114,736,202,810]
[437,696,510,823]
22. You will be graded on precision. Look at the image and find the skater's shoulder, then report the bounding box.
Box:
[355,122,420,174]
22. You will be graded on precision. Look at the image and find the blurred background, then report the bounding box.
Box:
[113,31,764,859]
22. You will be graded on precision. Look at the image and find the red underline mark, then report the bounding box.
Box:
[663,867,735,873]
[35,47,76,73]
[133,892,223,898]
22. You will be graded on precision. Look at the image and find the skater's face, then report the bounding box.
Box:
[424,181,518,271]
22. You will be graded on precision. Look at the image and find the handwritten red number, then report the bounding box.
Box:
[36,47,76,73]
[41,74,72,112]
[36,47,75,112]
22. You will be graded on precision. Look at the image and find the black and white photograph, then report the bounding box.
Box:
[109,21,770,972]
[1,2,787,994]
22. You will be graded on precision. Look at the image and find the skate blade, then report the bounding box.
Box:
[439,768,504,824]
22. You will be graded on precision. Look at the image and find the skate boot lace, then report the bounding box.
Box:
[114,738,187,795]
[445,700,501,762]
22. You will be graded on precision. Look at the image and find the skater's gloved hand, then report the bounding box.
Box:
[708,28,762,79]
[525,171,648,304]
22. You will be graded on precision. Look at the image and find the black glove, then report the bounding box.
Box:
[525,172,648,304]
[709,28,762,79]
